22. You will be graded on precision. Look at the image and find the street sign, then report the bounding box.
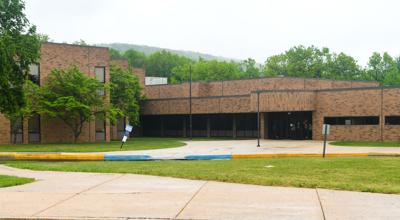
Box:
[125,125,133,132]
[322,124,330,158]
[120,124,134,150]
[322,124,330,135]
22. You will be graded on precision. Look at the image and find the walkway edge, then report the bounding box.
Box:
[0,152,399,161]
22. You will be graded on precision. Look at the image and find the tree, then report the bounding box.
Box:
[110,64,142,125]
[123,49,146,68]
[38,66,106,143]
[109,48,124,59]
[146,50,193,78]
[0,0,41,115]
[240,58,261,78]
[262,45,366,81]
[72,39,88,45]
[171,60,242,83]
[363,52,399,85]
[324,52,363,80]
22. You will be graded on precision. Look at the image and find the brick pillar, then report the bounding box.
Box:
[182,117,187,137]
[232,114,237,139]
[23,118,29,144]
[260,113,266,139]
[206,116,211,138]
[105,118,111,142]
[263,113,268,139]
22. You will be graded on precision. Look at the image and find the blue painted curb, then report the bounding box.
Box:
[184,154,232,160]
[104,155,152,161]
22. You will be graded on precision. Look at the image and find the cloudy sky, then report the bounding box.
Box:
[25,0,399,65]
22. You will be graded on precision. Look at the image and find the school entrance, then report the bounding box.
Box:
[267,111,312,140]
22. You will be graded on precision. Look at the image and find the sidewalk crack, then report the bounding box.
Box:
[174,181,208,219]
[32,174,125,217]
[315,188,326,220]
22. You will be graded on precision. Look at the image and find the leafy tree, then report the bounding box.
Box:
[72,39,88,45]
[109,48,124,59]
[263,46,323,77]
[0,0,41,115]
[110,64,142,125]
[123,49,146,68]
[240,58,261,78]
[363,52,400,85]
[38,66,107,143]
[324,52,363,80]
[146,50,193,78]
[171,60,241,83]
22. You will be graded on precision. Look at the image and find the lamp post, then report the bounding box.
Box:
[257,91,260,147]
[189,65,192,140]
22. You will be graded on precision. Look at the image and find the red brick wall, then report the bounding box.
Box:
[39,43,110,143]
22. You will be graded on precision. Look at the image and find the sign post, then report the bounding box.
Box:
[322,124,330,158]
[120,124,133,150]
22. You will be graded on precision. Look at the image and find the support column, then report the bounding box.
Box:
[206,116,211,138]
[23,118,29,144]
[260,113,266,139]
[160,117,164,137]
[182,117,187,138]
[232,114,237,139]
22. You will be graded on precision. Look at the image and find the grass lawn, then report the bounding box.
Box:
[0,137,186,152]
[331,141,400,147]
[4,157,400,194]
[0,175,34,188]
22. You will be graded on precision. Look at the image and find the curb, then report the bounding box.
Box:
[0,152,399,161]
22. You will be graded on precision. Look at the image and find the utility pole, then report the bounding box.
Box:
[257,91,260,147]
[189,65,193,140]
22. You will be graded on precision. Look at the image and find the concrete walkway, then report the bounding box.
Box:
[0,165,399,220]
[108,139,400,157]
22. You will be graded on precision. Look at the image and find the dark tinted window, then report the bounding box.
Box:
[29,64,40,85]
[324,116,379,125]
[385,116,400,125]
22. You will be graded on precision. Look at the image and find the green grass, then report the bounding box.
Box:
[0,175,34,188]
[4,157,400,194]
[331,141,400,147]
[0,137,185,152]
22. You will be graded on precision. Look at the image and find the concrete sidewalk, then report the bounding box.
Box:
[0,165,399,220]
[107,139,400,157]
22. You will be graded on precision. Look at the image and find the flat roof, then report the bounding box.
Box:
[43,42,109,50]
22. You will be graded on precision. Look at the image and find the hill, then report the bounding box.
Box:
[97,43,239,62]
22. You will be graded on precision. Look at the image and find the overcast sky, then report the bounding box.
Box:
[25,0,399,65]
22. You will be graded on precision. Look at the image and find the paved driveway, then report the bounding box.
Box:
[109,139,400,157]
[1,165,399,220]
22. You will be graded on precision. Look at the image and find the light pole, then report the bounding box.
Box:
[257,91,260,147]
[189,65,192,140]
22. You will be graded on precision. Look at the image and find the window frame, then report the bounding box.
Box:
[385,116,400,125]
[323,116,380,125]
[28,63,40,85]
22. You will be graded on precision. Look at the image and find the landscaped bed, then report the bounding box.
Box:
[331,141,400,147]
[0,175,34,188]
[4,157,400,194]
[0,137,186,152]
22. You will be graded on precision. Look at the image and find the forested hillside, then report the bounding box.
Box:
[108,44,400,86]
[98,43,234,61]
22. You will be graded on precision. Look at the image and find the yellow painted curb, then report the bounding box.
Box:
[232,153,371,159]
[13,153,104,161]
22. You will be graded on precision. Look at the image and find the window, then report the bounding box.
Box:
[29,64,40,85]
[385,116,400,125]
[95,67,105,83]
[10,117,23,144]
[28,114,40,143]
[324,116,379,125]
[95,113,106,141]
[95,67,105,96]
